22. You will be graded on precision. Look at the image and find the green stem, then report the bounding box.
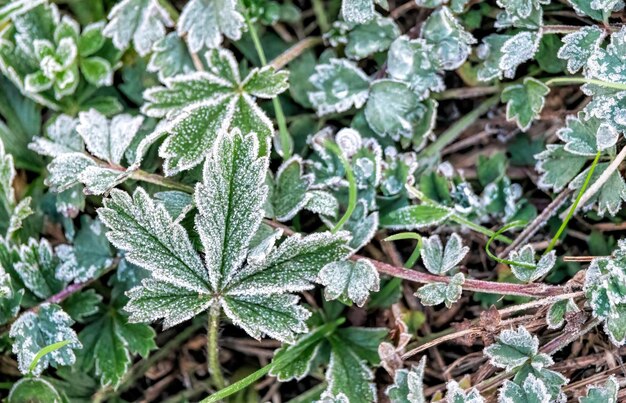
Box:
[129,169,194,193]
[450,214,513,245]
[325,141,357,233]
[485,221,536,269]
[244,10,292,159]
[544,151,602,254]
[311,0,330,32]
[419,95,499,158]
[202,318,345,402]
[208,305,226,391]
[544,77,626,91]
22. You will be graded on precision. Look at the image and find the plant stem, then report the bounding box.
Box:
[269,37,323,70]
[208,304,226,390]
[130,169,194,193]
[311,0,330,32]
[244,11,292,159]
[541,24,581,34]
[325,141,357,233]
[545,151,601,254]
[433,85,500,100]
[540,317,602,355]
[419,95,499,158]
[451,213,514,244]
[361,256,569,298]
[545,77,626,91]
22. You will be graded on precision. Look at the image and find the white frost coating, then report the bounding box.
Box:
[317,259,380,306]
[508,245,556,283]
[387,36,444,99]
[385,356,426,402]
[76,109,144,164]
[9,303,82,376]
[484,326,542,371]
[557,26,605,74]
[309,58,370,116]
[78,166,125,195]
[499,31,540,79]
[29,115,81,158]
[103,0,173,56]
[596,122,619,150]
[498,375,551,403]
[341,0,374,24]
[415,273,464,308]
[177,0,244,52]
[446,380,484,403]
[420,233,468,275]
[335,128,362,158]
[580,375,619,403]
[304,190,339,218]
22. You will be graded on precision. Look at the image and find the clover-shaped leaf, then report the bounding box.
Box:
[421,233,468,275]
[499,375,550,403]
[142,48,288,174]
[579,376,619,403]
[386,356,426,403]
[415,272,464,308]
[318,259,380,306]
[501,77,549,131]
[508,245,556,283]
[484,326,540,371]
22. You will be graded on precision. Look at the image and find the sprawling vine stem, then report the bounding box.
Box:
[208,304,226,390]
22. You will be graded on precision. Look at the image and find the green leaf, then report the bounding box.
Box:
[141,48,286,174]
[78,310,156,388]
[148,32,194,81]
[61,289,102,323]
[546,298,578,329]
[0,266,23,325]
[508,245,556,283]
[267,156,312,221]
[103,0,174,56]
[365,80,437,150]
[380,204,453,230]
[501,77,550,131]
[557,26,605,74]
[270,326,325,381]
[420,7,476,70]
[421,233,468,275]
[476,34,511,82]
[341,0,375,23]
[499,375,550,403]
[325,334,376,402]
[80,56,113,87]
[535,145,588,192]
[343,16,400,60]
[318,259,380,306]
[579,376,619,403]
[386,356,426,403]
[14,238,65,299]
[308,59,370,115]
[9,303,82,376]
[8,378,62,403]
[484,326,548,371]
[569,162,626,216]
[78,21,106,56]
[446,380,484,403]
[498,31,541,79]
[387,36,443,99]
[177,0,244,52]
[415,273,464,308]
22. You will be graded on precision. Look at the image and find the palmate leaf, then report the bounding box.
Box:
[141,48,288,175]
[420,7,475,70]
[415,273,464,308]
[99,130,350,343]
[177,0,244,52]
[386,356,426,403]
[9,303,82,376]
[499,32,541,79]
[342,16,400,61]
[501,77,549,131]
[8,378,62,403]
[421,233,468,275]
[103,0,174,56]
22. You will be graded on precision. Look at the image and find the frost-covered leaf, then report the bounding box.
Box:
[569,162,626,216]
[343,202,378,250]
[387,36,443,100]
[270,325,326,381]
[318,259,379,306]
[344,16,400,60]
[579,376,619,403]
[154,191,193,221]
[499,31,541,79]
[585,240,626,345]
[308,59,370,116]
[508,245,556,282]
[61,289,102,323]
[446,380,484,403]
[421,233,468,275]
[141,48,287,174]
[29,114,81,158]
[78,309,156,388]
[420,7,476,70]
[177,0,244,52]
[499,375,550,403]
[570,0,622,21]
[476,34,512,82]
[415,273,464,308]
[77,109,144,165]
[535,145,588,192]
[380,204,452,230]
[546,298,578,329]
[103,0,174,56]
[8,378,62,403]
[9,303,82,376]
[14,238,65,300]
[557,26,605,74]
[386,356,426,403]
[501,77,549,131]
[0,266,23,325]
[267,156,313,221]
[496,0,547,19]
[147,32,194,81]
[365,80,437,150]
[485,326,537,369]
[325,333,376,402]
[341,0,375,23]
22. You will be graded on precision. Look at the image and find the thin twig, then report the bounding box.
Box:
[269,37,323,70]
